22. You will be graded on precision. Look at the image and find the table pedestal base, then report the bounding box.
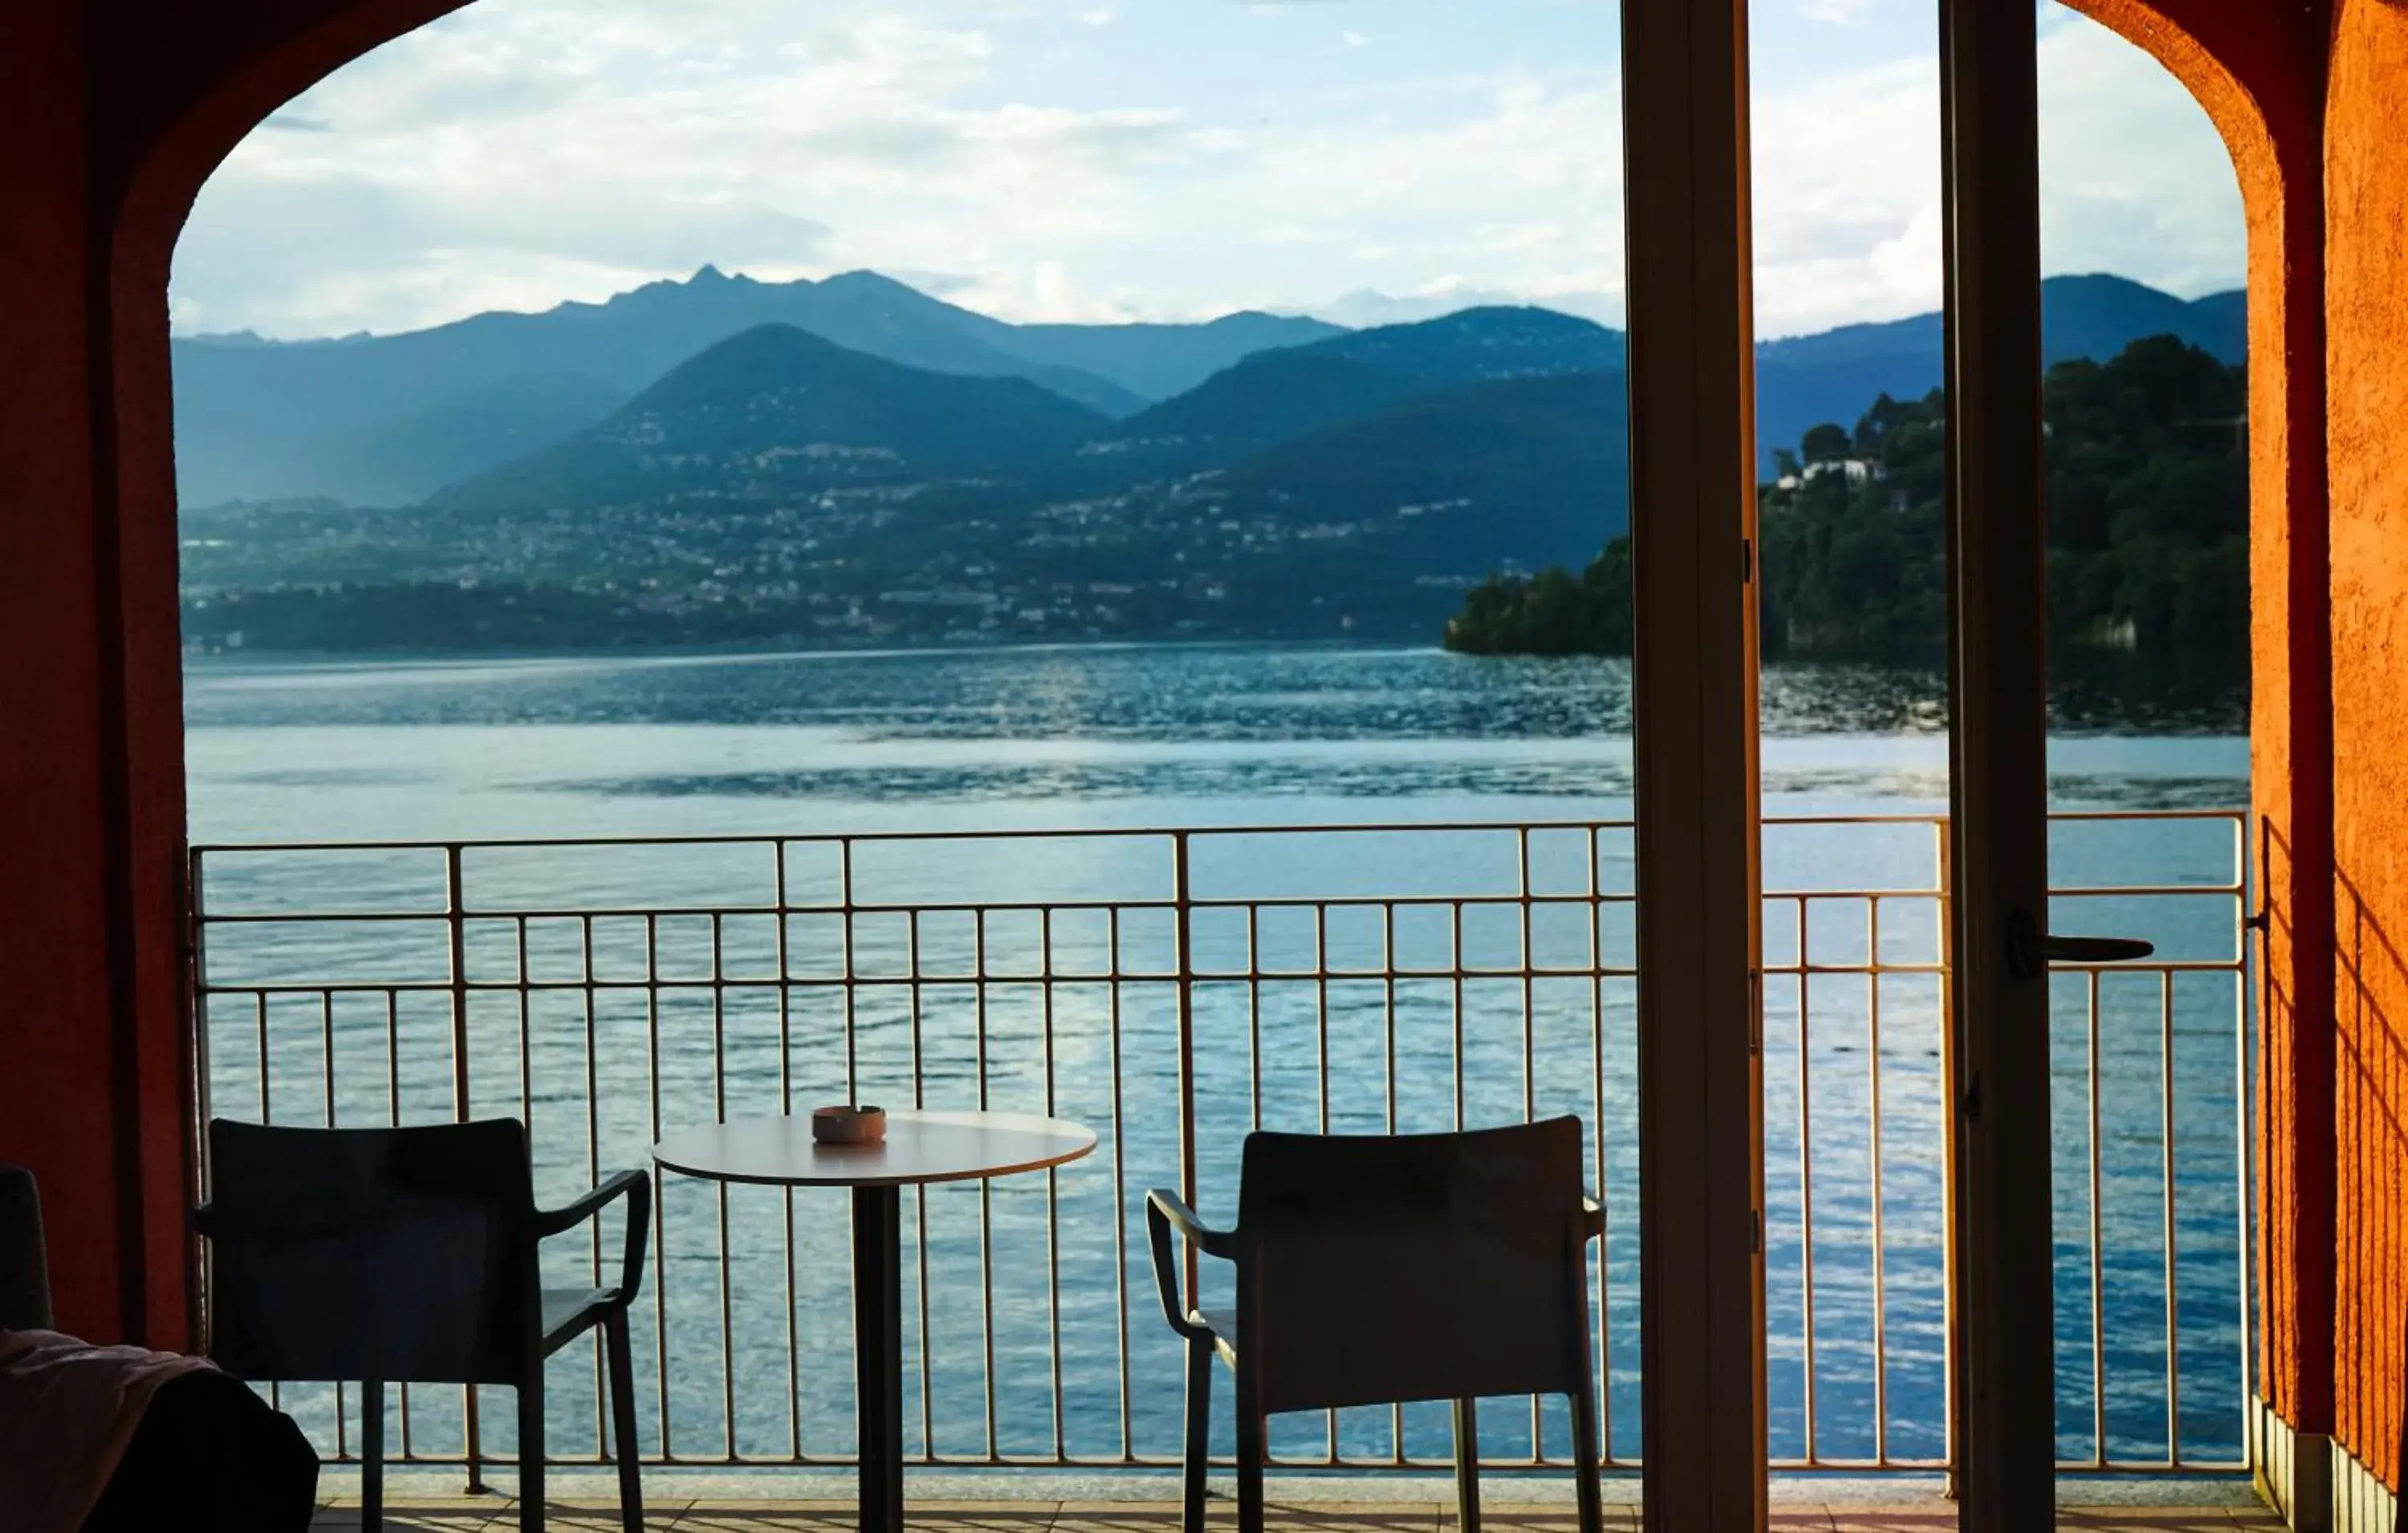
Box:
[852,1185,904,1533]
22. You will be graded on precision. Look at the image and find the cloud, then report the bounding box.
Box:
[1744,7,2242,337]
[1799,0,1873,23]
[170,0,2239,340]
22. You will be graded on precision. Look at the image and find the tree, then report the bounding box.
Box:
[1800,422,1852,464]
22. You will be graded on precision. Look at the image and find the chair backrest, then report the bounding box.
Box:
[0,1164,54,1331]
[204,1119,537,1384]
[1235,1117,1591,1414]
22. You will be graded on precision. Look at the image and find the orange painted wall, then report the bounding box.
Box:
[2326,0,2408,1493]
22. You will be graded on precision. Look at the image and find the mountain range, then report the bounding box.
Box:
[401,304,1632,589]
[173,268,2243,509]
[172,266,1339,506]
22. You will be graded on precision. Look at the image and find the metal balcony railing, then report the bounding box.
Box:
[185,809,2252,1480]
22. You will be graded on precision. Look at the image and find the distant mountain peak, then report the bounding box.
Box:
[816,270,923,299]
[1393,304,1608,335]
[433,319,1112,513]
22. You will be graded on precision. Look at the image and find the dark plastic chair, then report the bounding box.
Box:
[1148,1118,1605,1533]
[196,1119,651,1533]
[0,1162,54,1330]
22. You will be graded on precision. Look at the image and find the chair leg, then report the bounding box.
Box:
[1568,1380,1605,1533]
[604,1312,644,1533]
[519,1368,546,1533]
[1234,1365,1265,1533]
[1182,1336,1213,1533]
[1451,1397,1481,1533]
[362,1380,384,1533]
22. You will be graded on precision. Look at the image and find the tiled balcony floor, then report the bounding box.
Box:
[311,1485,2286,1532]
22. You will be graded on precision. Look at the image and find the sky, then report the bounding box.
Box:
[168,0,2245,344]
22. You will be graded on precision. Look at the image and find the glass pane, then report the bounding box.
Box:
[2039,1,2252,1474]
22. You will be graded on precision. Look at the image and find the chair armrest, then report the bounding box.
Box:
[1144,1189,1234,1343]
[535,1169,652,1302]
[1582,1196,1605,1241]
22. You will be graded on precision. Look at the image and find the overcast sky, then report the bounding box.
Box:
[169,0,2243,343]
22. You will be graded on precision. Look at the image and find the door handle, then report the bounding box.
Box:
[2007,909,2155,979]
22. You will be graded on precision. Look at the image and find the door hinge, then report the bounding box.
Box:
[1752,1207,1763,1255]
[1741,537,1755,584]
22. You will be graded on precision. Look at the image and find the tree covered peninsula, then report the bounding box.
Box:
[1445,335,2248,693]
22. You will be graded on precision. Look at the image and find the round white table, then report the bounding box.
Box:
[653,1109,1096,1533]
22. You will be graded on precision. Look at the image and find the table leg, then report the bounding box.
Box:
[853,1184,905,1533]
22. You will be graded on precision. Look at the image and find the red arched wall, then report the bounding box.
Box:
[0,0,467,1348]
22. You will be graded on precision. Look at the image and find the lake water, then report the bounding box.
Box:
[182,642,2254,1476]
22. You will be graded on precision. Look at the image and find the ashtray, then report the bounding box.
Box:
[811,1104,888,1146]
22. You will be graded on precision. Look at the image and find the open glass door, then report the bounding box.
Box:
[1938,0,2060,1521]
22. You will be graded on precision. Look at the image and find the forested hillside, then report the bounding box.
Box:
[1446,335,2249,700]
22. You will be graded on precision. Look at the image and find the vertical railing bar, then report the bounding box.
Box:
[330,983,346,1465]
[1869,896,1889,1467]
[587,914,606,1458]
[1174,834,1199,1310]
[520,917,549,1462]
[2235,814,2258,1459]
[1452,901,1466,1132]
[252,992,275,1460]
[842,838,858,1103]
[320,988,337,1129]
[1590,827,1613,1466]
[645,913,671,1461]
[912,910,934,1462]
[2089,967,2108,1467]
[386,985,414,1460]
[447,844,485,1491]
[2161,966,2181,1465]
[1518,829,1539,1462]
[1043,905,1066,1462]
[775,845,801,1465]
[1316,904,1331,1138]
[976,906,998,1459]
[1315,898,1336,1466]
[1520,830,1538,1131]
[384,986,402,1127]
[1108,905,1134,1462]
[187,853,218,1405]
[257,990,272,1127]
[711,911,734,1459]
[1248,903,1263,1134]
[1936,822,1961,1486]
[1798,895,1818,1465]
[1386,898,1403,1466]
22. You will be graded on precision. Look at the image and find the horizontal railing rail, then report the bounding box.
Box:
[185,808,2251,1479]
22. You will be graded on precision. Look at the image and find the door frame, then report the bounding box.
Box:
[1621,0,1767,1527]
